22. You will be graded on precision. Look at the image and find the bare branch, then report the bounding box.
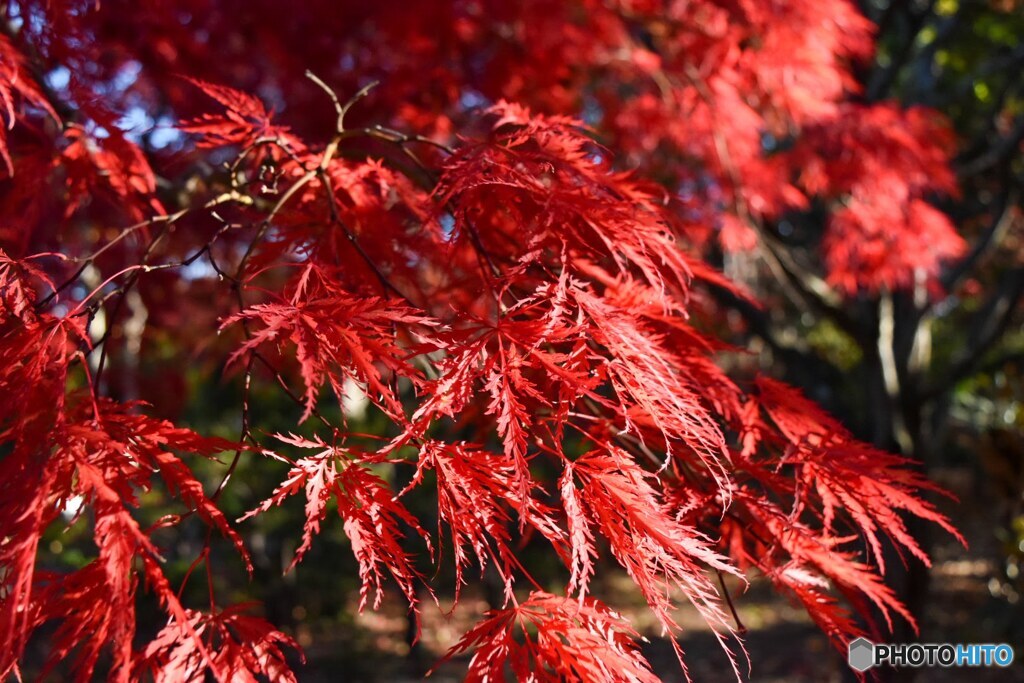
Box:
[941,188,1017,293]
[924,265,1024,398]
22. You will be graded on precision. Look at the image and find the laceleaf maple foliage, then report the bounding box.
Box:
[0,0,975,681]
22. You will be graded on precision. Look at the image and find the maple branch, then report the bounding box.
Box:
[578,396,666,472]
[864,0,937,102]
[315,165,415,303]
[328,119,502,306]
[306,70,378,135]
[359,124,455,155]
[756,228,863,340]
[251,353,335,430]
[939,187,1017,293]
[223,75,420,306]
[717,569,747,635]
[216,154,343,503]
[229,79,375,285]
[463,216,503,280]
[956,113,1024,178]
[88,207,246,388]
[90,223,170,389]
[338,123,455,166]
[731,218,871,356]
[292,90,486,307]
[231,160,321,285]
[203,81,435,486]
[35,209,188,310]
[65,194,243,322]
[211,353,254,503]
[704,279,846,383]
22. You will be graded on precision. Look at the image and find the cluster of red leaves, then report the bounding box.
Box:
[403,440,566,606]
[62,119,165,222]
[240,433,429,611]
[11,0,965,295]
[441,591,660,683]
[0,3,969,682]
[605,0,873,213]
[793,104,965,293]
[0,34,58,174]
[0,70,300,683]
[561,448,742,676]
[712,376,965,651]
[205,102,959,680]
[223,264,435,422]
[0,345,299,681]
[179,79,297,152]
[133,604,301,683]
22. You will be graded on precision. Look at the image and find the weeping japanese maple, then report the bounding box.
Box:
[0,1,967,681]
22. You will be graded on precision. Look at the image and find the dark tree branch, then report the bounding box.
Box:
[957,113,1024,177]
[923,265,1024,399]
[865,0,937,102]
[972,348,1024,379]
[940,188,1017,293]
[755,229,867,345]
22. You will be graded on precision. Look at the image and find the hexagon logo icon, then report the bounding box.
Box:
[848,637,876,672]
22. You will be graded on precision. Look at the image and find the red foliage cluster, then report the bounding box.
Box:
[0,1,966,681]
[794,104,964,293]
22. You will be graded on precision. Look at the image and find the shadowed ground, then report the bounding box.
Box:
[296,466,1024,682]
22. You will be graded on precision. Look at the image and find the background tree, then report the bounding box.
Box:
[0,1,1019,681]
